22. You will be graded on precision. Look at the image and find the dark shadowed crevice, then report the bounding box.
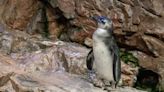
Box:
[38,0,72,40]
[38,0,69,26]
[42,5,49,38]
[134,68,161,92]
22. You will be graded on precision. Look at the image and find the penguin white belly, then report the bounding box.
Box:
[93,41,114,81]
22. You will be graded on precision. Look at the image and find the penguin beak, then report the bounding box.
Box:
[91,16,98,21]
[91,16,100,23]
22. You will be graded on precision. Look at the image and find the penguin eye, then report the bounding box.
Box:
[100,19,106,24]
[97,16,107,24]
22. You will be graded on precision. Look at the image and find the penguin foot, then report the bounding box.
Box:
[87,70,96,82]
[92,78,105,88]
[103,80,111,86]
[110,81,117,89]
[103,81,120,92]
[87,70,105,88]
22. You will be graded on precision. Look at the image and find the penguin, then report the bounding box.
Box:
[86,16,121,88]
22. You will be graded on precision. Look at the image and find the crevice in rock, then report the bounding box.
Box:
[10,78,20,92]
[123,31,136,36]
[43,5,49,38]
[141,6,162,18]
[134,68,160,92]
[38,0,71,40]
[117,0,134,6]
[25,2,49,38]
[38,0,69,26]
[0,72,14,87]
[144,32,164,42]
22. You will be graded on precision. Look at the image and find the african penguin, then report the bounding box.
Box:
[86,16,121,88]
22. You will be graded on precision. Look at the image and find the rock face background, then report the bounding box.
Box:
[0,0,163,91]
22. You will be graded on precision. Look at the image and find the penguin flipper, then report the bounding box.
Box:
[86,49,94,70]
[110,41,121,84]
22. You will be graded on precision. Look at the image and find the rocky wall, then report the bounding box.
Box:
[0,0,164,90]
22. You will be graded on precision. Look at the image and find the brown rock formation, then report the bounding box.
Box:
[0,0,163,90]
[0,41,145,92]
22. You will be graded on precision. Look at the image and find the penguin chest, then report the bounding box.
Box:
[93,41,114,81]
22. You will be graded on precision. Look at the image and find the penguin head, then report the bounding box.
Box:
[92,16,113,31]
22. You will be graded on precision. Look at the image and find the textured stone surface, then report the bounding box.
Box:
[121,61,138,86]
[11,41,90,74]
[0,53,106,92]
[0,43,146,92]
[0,0,163,90]
[0,0,163,55]
[0,29,43,55]
[0,0,40,30]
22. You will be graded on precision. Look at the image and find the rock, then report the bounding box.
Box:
[140,0,164,17]
[131,51,162,90]
[0,52,146,92]
[46,8,63,40]
[0,81,15,92]
[142,35,164,57]
[11,41,89,74]
[0,40,147,92]
[121,61,138,86]
[10,39,139,86]
[0,23,5,33]
[10,72,106,92]
[10,30,42,54]
[0,29,51,54]
[0,53,105,92]
[0,53,24,88]
[10,40,139,86]
[0,31,14,54]
[0,0,40,30]
[68,18,96,44]
[132,7,141,25]
[118,0,134,6]
[121,4,133,18]
[25,5,47,36]
[133,51,158,71]
[84,37,93,47]
[57,0,76,19]
[116,87,147,92]
[157,57,164,90]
